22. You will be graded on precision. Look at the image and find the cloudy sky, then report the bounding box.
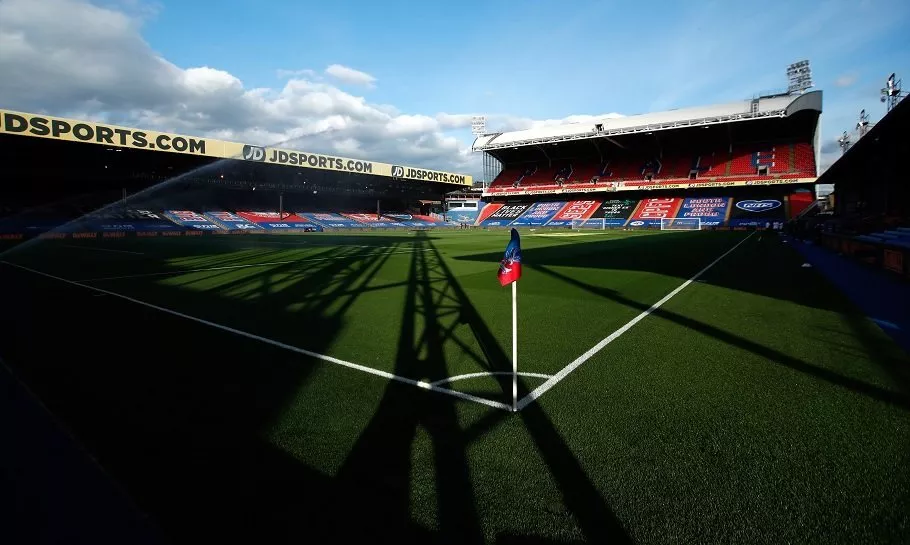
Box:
[1,0,908,180]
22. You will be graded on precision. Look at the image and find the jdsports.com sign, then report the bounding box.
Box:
[0,108,473,186]
[0,111,209,155]
[392,165,467,184]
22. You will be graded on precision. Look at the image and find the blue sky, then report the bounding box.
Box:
[141,0,908,118]
[2,0,909,175]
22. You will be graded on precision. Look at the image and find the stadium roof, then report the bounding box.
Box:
[816,93,908,194]
[0,108,472,186]
[473,91,823,152]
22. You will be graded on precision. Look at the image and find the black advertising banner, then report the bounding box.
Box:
[480,204,532,226]
[584,199,638,226]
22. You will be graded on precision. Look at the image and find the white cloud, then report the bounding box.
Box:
[0,0,623,180]
[834,73,858,87]
[324,64,377,88]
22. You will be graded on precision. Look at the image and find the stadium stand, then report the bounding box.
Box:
[4,189,808,235]
[810,95,909,279]
[0,110,470,240]
[236,211,321,231]
[459,191,808,228]
[477,92,821,197]
[486,142,817,194]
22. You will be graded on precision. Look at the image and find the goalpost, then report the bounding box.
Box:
[660,217,701,231]
[571,218,607,230]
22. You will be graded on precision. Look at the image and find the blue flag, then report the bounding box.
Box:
[497,228,522,287]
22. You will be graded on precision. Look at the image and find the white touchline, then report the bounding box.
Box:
[62,244,145,255]
[515,231,756,411]
[79,249,422,282]
[1,261,512,412]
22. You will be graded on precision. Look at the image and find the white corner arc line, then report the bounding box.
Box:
[516,232,756,411]
[1,261,512,412]
[429,371,551,387]
[63,244,144,255]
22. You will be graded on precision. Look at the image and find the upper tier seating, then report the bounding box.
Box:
[488,141,817,194]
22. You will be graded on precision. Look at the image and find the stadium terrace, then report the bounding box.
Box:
[473,91,820,199]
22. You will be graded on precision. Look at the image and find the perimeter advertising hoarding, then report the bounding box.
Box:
[299,213,364,228]
[546,201,601,227]
[583,199,639,227]
[164,210,223,230]
[479,204,532,227]
[678,198,732,227]
[237,211,320,230]
[205,211,263,230]
[510,202,566,226]
[727,198,786,227]
[626,198,684,227]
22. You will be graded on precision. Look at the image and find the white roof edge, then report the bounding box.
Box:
[474,91,822,152]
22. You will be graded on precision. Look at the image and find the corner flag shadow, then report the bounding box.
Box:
[337,231,632,544]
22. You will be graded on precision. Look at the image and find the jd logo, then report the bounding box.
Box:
[391,165,405,177]
[736,199,781,212]
[242,145,265,161]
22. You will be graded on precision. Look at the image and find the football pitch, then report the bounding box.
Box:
[1,229,908,544]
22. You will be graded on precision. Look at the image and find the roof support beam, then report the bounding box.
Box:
[604,136,626,150]
[591,139,603,163]
[535,145,551,167]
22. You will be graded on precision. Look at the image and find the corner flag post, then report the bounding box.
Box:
[512,280,518,412]
[497,228,523,412]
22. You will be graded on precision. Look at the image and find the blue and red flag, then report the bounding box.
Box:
[497,228,522,287]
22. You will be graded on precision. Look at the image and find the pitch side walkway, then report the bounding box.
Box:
[787,236,910,355]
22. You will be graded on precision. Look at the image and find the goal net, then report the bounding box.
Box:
[571,218,607,230]
[660,217,701,231]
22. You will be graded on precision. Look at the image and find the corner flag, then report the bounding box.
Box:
[497,228,523,411]
[498,228,522,287]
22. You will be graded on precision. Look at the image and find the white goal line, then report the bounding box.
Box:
[1,260,514,412]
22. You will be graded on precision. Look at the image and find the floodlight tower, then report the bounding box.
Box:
[837,131,851,155]
[473,115,502,188]
[880,73,905,113]
[856,109,871,138]
[787,60,814,94]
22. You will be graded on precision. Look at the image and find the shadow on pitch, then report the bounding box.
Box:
[0,230,635,544]
[336,231,632,544]
[530,259,910,411]
[0,237,434,544]
[454,230,846,313]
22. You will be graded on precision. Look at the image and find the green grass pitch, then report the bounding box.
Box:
[1,229,908,544]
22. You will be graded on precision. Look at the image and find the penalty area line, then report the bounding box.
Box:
[516,231,756,411]
[1,261,512,412]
